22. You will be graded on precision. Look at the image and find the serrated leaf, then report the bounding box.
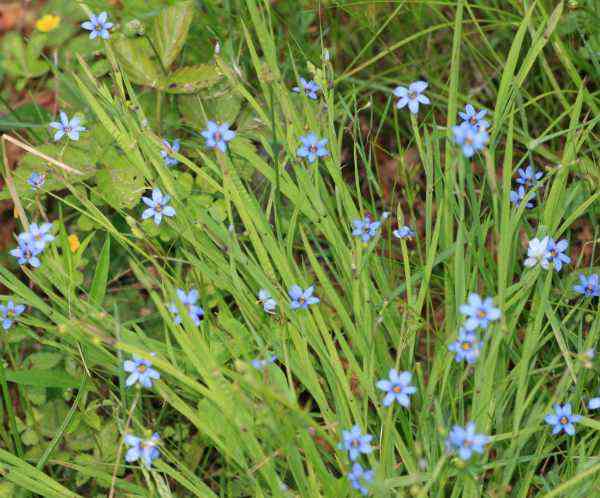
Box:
[163,64,222,93]
[153,0,194,68]
[95,164,144,209]
[89,235,110,306]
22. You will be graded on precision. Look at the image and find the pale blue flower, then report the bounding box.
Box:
[524,236,550,268]
[352,217,381,243]
[169,288,204,326]
[18,223,54,251]
[258,289,277,313]
[293,78,320,99]
[339,425,373,461]
[161,139,180,167]
[27,172,46,190]
[446,422,490,460]
[459,104,489,130]
[49,112,86,141]
[81,12,113,40]
[541,238,570,272]
[459,293,501,331]
[251,355,277,369]
[141,188,176,225]
[545,403,581,436]
[376,369,416,407]
[124,433,160,467]
[0,300,26,331]
[347,463,374,496]
[510,186,535,209]
[589,392,600,410]
[393,81,430,114]
[297,133,329,164]
[393,226,415,239]
[448,328,481,364]
[573,274,600,297]
[10,239,42,268]
[452,121,489,158]
[123,354,160,388]
[516,165,543,188]
[201,121,235,152]
[289,285,319,309]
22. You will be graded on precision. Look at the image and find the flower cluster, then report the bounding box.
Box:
[10,223,55,268]
[452,104,490,157]
[339,426,374,495]
[511,165,543,209]
[524,236,570,272]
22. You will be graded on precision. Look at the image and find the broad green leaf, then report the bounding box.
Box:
[95,163,145,209]
[153,0,194,68]
[5,369,80,388]
[163,64,222,93]
[112,35,161,87]
[89,234,111,306]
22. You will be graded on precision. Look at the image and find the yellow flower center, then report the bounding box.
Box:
[392,385,402,393]
[36,14,61,33]
[477,310,486,318]
[559,416,568,424]
[461,342,471,350]
[138,365,147,373]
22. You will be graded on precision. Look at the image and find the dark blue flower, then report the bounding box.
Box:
[296,133,329,164]
[141,188,176,226]
[49,112,86,141]
[516,165,543,188]
[293,78,320,99]
[10,239,43,268]
[169,288,204,326]
[123,354,160,388]
[541,238,570,272]
[0,300,26,331]
[459,293,501,331]
[393,81,430,114]
[161,139,180,167]
[510,186,535,209]
[124,433,161,467]
[573,273,600,297]
[452,121,489,158]
[201,121,235,152]
[459,104,489,130]
[445,422,490,460]
[545,403,581,436]
[375,369,416,407]
[288,285,319,310]
[339,425,373,461]
[27,172,46,190]
[352,217,381,243]
[448,328,481,364]
[347,463,374,496]
[81,12,113,40]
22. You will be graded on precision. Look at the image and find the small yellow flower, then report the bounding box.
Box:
[36,14,61,33]
[68,234,80,253]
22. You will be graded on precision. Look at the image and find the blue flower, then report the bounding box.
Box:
[459,293,501,331]
[161,139,180,167]
[0,300,26,331]
[258,289,277,313]
[589,392,600,410]
[124,433,161,468]
[289,285,320,310]
[352,217,381,243]
[81,12,113,40]
[446,422,490,460]
[510,186,535,209]
[141,188,176,226]
[573,273,600,297]
[201,121,235,152]
[459,104,489,130]
[376,369,416,407]
[27,172,46,191]
[347,463,374,496]
[393,225,415,240]
[296,133,329,164]
[123,354,160,388]
[516,165,543,188]
[251,355,277,369]
[541,238,570,272]
[452,121,489,158]
[10,239,43,268]
[18,223,54,251]
[448,328,482,364]
[49,112,86,141]
[393,81,430,114]
[293,78,320,99]
[339,425,373,461]
[169,288,204,326]
[545,403,581,436]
